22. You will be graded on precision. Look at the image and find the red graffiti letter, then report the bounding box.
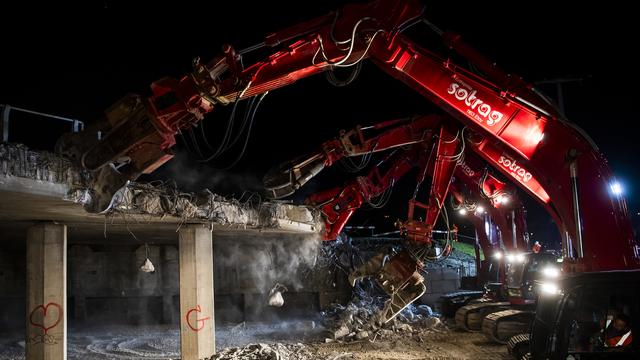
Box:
[186,305,210,332]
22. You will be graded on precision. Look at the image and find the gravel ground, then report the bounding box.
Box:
[0,321,509,360]
[314,327,511,360]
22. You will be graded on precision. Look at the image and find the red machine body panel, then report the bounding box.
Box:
[68,0,638,273]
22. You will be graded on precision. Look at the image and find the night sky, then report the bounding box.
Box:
[2,1,639,247]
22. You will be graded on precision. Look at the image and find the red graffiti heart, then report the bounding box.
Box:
[29,302,62,335]
[186,304,210,332]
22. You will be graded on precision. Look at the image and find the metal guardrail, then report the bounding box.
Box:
[1,104,84,143]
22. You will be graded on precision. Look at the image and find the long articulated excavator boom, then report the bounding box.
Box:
[289,120,527,323]
[451,151,530,251]
[268,114,527,253]
[57,0,638,272]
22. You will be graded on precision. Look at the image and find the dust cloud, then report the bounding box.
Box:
[217,234,321,293]
[151,149,264,195]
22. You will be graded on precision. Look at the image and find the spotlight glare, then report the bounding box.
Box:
[610,181,623,196]
[540,281,561,295]
[542,266,560,278]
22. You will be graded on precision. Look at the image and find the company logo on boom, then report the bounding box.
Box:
[447,82,504,126]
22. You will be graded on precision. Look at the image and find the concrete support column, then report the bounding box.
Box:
[179,224,215,360]
[26,223,67,360]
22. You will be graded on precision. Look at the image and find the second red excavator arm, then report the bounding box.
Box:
[59,0,637,272]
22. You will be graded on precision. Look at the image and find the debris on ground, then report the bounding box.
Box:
[322,295,444,342]
[210,343,314,360]
[315,235,447,343]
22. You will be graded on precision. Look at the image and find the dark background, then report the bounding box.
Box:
[1,0,639,248]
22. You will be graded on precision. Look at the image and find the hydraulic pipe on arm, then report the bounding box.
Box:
[305,144,430,240]
[367,30,639,271]
[274,117,462,323]
[264,115,444,199]
[359,123,461,324]
[299,130,460,323]
[396,123,461,244]
[452,150,531,251]
[57,0,426,212]
[56,0,637,272]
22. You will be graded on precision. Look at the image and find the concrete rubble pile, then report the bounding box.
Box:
[322,289,443,342]
[208,343,314,360]
[314,235,447,342]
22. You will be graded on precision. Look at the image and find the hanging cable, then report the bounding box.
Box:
[425,196,453,262]
[313,17,384,70]
[395,15,423,34]
[218,91,269,170]
[329,10,352,50]
[325,61,362,87]
[222,95,258,152]
[332,30,384,68]
[198,94,257,160]
[339,141,378,173]
[367,180,395,208]
[177,129,198,158]
[199,83,252,162]
[198,94,241,161]
[314,17,373,66]
[187,127,204,159]
[340,150,374,172]
[440,127,466,162]
[198,96,237,156]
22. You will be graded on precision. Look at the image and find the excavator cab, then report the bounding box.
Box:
[467,251,558,344]
[505,251,558,305]
[478,256,505,300]
[479,256,503,285]
[528,270,640,359]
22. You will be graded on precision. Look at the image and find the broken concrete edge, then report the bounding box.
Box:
[104,181,323,232]
[0,142,90,189]
[0,143,323,233]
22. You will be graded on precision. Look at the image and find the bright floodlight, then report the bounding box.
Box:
[476,206,485,214]
[542,266,560,278]
[459,208,467,215]
[493,252,503,260]
[540,281,560,295]
[500,195,509,204]
[610,181,623,196]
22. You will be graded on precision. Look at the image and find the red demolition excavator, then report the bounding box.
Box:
[450,180,557,344]
[263,117,556,342]
[56,0,640,358]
